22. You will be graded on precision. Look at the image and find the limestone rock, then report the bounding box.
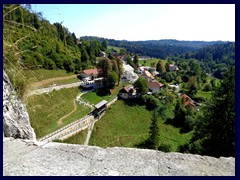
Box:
[3,70,36,140]
[3,138,235,176]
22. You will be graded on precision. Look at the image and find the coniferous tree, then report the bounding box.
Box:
[148,110,159,150]
[133,54,139,68]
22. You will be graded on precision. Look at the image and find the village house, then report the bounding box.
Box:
[169,64,179,72]
[119,84,138,99]
[180,94,198,111]
[141,70,154,82]
[80,68,99,81]
[122,64,138,83]
[147,81,164,94]
[137,66,146,74]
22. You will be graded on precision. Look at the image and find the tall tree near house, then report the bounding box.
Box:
[134,77,148,94]
[106,71,118,89]
[97,58,112,78]
[111,60,119,75]
[188,67,235,157]
[116,58,123,85]
[133,54,139,68]
[126,54,135,68]
[156,60,166,76]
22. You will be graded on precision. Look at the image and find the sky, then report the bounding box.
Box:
[33,4,235,41]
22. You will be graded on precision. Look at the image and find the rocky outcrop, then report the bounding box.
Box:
[3,138,235,176]
[3,70,36,140]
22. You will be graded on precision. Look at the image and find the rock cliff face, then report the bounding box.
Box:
[3,70,36,140]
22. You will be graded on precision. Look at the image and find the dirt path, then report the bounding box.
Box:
[31,75,77,89]
[57,100,77,126]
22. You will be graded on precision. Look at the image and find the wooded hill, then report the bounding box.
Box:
[81,36,231,59]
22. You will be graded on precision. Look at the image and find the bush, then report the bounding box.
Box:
[158,143,172,152]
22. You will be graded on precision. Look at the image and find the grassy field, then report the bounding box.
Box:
[139,58,166,67]
[62,128,88,145]
[87,100,192,151]
[81,82,129,105]
[26,87,91,138]
[23,69,75,83]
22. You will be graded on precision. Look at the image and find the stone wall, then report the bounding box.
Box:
[3,71,36,140]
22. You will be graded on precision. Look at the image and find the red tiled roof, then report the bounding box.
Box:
[148,81,164,88]
[83,68,99,75]
[180,94,195,107]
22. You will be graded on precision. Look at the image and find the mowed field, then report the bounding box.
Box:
[26,87,91,138]
[74,100,192,151]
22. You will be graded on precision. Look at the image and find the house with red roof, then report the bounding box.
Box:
[180,94,197,110]
[80,68,99,81]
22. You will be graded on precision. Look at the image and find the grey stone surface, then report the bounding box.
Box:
[3,71,36,140]
[3,138,235,176]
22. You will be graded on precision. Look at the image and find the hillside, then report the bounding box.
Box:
[3,4,106,97]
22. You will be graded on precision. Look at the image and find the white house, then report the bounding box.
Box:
[148,81,164,94]
[122,64,138,82]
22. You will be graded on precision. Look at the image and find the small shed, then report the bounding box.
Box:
[93,100,108,117]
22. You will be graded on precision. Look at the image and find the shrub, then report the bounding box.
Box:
[158,143,172,152]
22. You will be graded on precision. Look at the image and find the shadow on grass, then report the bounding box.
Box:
[134,138,150,149]
[121,98,145,107]
[96,88,111,97]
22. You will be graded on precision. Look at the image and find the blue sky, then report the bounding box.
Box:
[33,4,235,41]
